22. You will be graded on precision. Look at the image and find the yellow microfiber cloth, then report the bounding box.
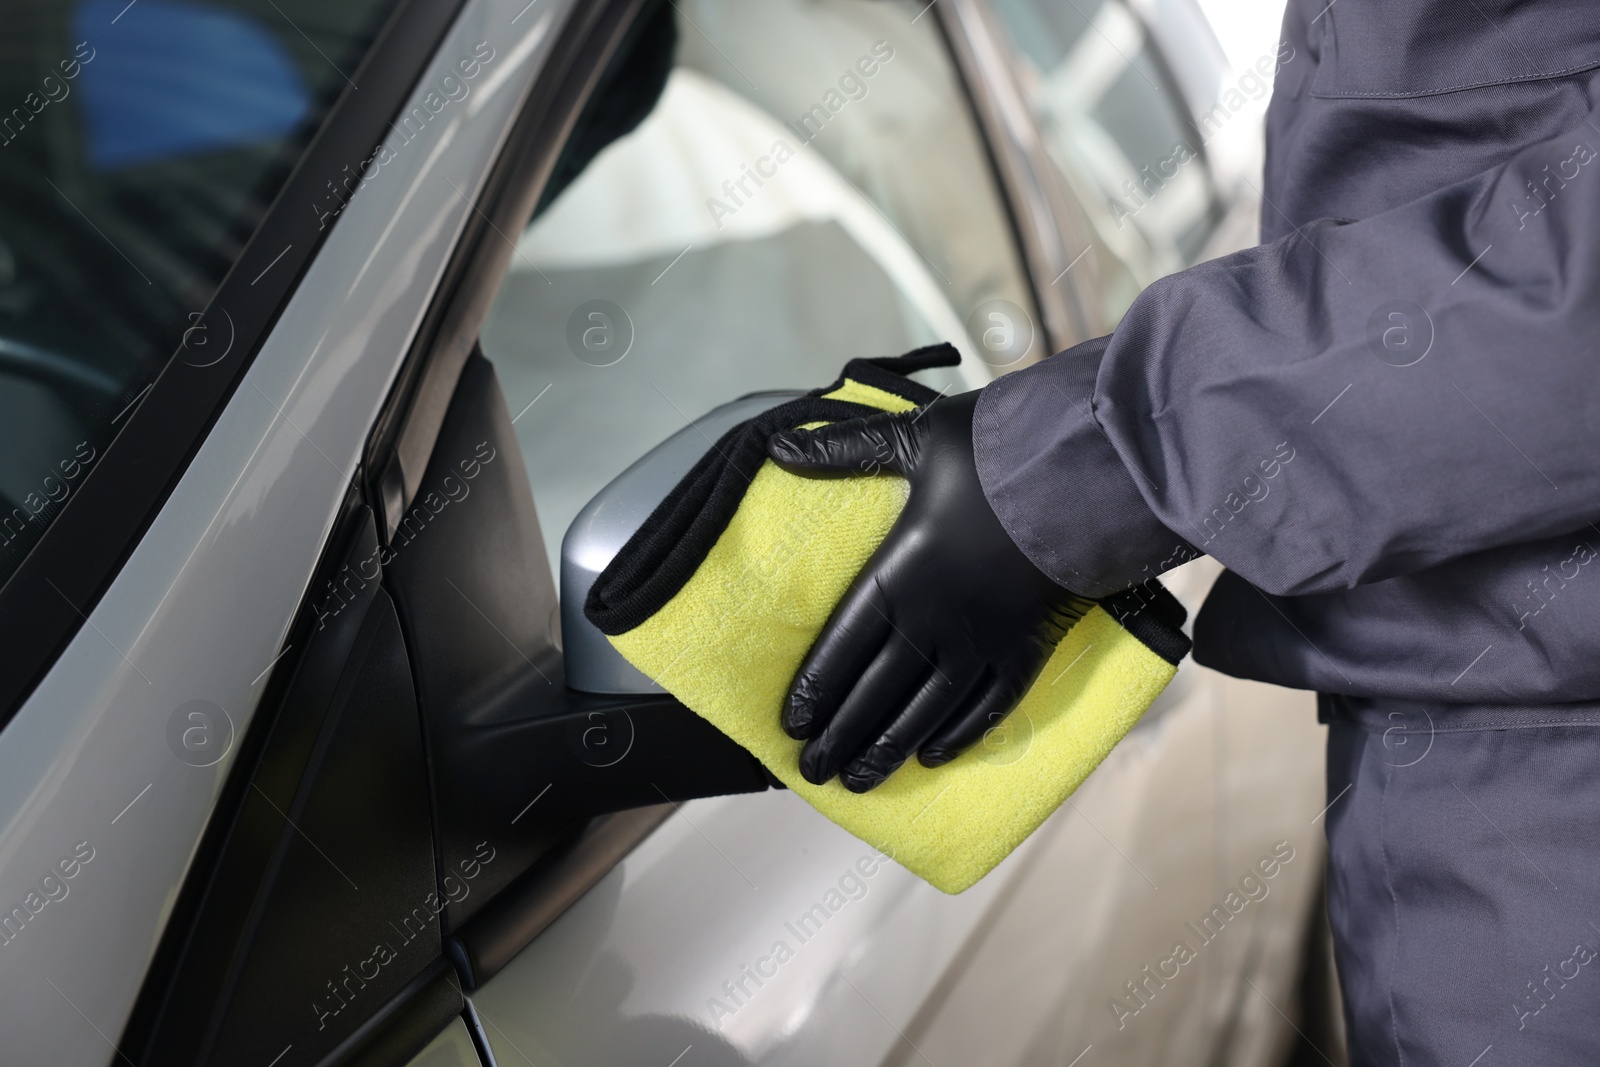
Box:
[585,345,1189,893]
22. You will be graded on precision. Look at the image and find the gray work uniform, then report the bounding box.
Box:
[971,0,1600,1061]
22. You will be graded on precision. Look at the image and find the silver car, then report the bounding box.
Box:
[0,0,1333,1063]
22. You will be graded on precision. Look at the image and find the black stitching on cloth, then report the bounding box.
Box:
[1308,57,1600,100]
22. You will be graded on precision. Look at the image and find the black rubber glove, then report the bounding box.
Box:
[766,390,1093,793]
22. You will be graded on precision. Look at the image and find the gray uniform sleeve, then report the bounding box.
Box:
[974,94,1600,600]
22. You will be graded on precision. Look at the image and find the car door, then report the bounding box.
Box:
[414,2,1327,1063]
[447,0,1120,1063]
[445,3,1329,1067]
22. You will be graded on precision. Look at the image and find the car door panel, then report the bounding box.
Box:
[467,663,1324,1067]
[469,787,1020,1066]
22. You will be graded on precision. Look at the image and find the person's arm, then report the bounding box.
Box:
[977,91,1600,599]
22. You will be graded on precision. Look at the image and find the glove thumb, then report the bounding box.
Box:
[766,408,922,478]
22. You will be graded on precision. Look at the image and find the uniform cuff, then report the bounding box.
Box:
[972,338,1193,598]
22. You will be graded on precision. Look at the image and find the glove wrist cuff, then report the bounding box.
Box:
[973,337,1194,598]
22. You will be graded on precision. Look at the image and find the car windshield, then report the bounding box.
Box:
[0,0,395,587]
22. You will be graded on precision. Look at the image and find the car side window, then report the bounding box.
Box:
[0,0,391,587]
[480,0,1038,574]
[989,0,1227,320]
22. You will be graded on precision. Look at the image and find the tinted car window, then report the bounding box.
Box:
[991,0,1224,320]
[0,0,394,585]
[482,0,1037,574]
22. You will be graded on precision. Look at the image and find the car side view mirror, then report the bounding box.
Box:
[382,353,789,986]
[561,390,800,693]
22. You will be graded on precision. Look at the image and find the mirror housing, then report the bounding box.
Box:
[560,391,800,693]
[382,354,785,983]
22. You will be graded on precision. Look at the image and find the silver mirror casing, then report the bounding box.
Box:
[560,392,800,694]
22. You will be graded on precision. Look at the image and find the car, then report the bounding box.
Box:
[0,0,1334,1064]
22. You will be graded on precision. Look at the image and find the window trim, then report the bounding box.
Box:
[956,0,1234,318]
[0,0,470,726]
[936,0,1104,348]
[362,0,658,542]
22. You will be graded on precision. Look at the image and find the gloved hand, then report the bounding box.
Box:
[766,390,1093,793]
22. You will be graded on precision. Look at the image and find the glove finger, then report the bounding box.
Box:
[781,578,892,740]
[798,634,928,786]
[917,677,1022,767]
[839,668,978,793]
[767,409,918,478]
